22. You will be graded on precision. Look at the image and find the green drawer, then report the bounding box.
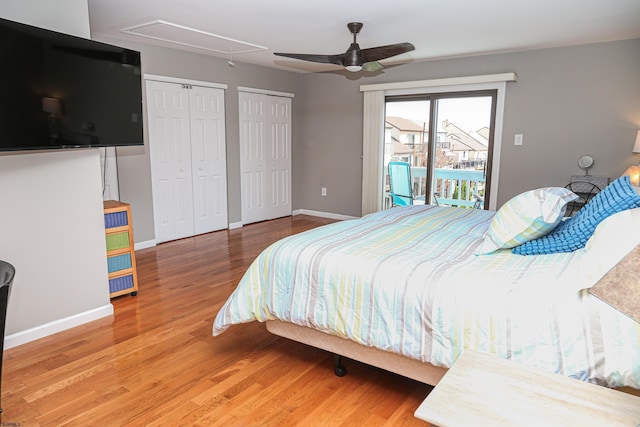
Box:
[106,231,130,251]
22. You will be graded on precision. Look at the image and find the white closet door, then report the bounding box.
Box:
[239,92,267,224]
[268,96,292,219]
[146,80,195,243]
[189,86,228,234]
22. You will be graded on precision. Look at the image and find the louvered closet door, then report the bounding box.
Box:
[146,80,195,243]
[189,86,228,234]
[268,96,292,219]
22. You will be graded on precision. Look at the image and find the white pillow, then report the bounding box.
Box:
[585,207,640,252]
[579,207,640,287]
[475,187,577,255]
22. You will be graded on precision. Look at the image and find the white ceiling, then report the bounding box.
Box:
[87,0,640,74]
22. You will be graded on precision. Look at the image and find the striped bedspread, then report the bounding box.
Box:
[213,205,640,389]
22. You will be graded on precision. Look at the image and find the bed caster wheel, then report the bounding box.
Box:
[131,291,138,296]
[334,354,347,377]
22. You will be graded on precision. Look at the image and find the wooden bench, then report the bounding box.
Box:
[414,351,640,426]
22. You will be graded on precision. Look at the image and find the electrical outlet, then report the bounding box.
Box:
[514,134,523,146]
[321,187,327,197]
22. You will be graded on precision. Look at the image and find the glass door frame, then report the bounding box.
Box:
[361,74,516,216]
[385,90,497,209]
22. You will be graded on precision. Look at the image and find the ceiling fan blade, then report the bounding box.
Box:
[362,61,383,72]
[274,23,415,73]
[360,42,415,63]
[273,52,344,66]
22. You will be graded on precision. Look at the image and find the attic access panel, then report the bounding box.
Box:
[120,20,268,55]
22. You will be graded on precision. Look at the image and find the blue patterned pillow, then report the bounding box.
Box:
[512,175,640,255]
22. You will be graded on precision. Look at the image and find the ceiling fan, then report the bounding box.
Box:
[274,22,415,72]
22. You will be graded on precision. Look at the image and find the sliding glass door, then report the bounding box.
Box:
[383,91,496,210]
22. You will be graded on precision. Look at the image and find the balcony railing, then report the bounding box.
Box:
[413,167,485,208]
[384,166,486,209]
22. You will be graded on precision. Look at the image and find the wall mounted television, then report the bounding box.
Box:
[0,17,143,152]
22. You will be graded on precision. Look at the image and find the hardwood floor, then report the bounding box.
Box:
[2,215,432,426]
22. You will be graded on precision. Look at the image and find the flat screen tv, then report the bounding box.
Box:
[0,17,143,151]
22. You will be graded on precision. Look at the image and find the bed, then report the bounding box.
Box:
[213,181,640,390]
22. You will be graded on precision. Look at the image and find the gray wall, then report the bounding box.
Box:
[109,36,640,241]
[93,36,304,243]
[0,0,112,341]
[297,38,640,217]
[295,73,365,216]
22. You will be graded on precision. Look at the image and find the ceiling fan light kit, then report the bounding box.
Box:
[274,22,414,73]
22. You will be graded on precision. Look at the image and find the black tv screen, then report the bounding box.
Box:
[0,17,143,151]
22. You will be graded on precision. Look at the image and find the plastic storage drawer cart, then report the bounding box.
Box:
[103,200,139,297]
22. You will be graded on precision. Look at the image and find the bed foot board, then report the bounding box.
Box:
[334,354,347,377]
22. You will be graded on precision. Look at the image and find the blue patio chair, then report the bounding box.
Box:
[472,191,484,209]
[389,161,417,206]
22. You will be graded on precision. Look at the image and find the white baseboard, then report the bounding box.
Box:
[185,213,353,233]
[5,303,114,350]
[293,209,358,221]
[228,221,243,230]
[134,239,156,251]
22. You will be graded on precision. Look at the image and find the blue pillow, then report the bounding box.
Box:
[512,175,640,255]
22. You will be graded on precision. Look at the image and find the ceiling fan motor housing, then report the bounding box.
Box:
[347,22,363,35]
[344,22,364,67]
[343,43,362,67]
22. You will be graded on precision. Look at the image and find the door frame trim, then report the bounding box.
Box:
[360,73,517,92]
[238,92,293,224]
[144,74,228,90]
[145,78,228,243]
[386,90,497,209]
[238,86,295,98]
[361,78,513,213]
[387,83,505,212]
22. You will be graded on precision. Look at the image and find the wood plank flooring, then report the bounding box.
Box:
[2,215,432,426]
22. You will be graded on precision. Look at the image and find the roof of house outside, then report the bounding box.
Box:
[444,121,487,152]
[386,116,488,152]
[393,141,413,154]
[476,127,490,140]
[386,116,426,132]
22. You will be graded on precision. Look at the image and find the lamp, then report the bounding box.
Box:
[624,130,640,186]
[623,165,640,187]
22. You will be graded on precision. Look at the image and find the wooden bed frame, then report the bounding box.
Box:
[266,320,447,386]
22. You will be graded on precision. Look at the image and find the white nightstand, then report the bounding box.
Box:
[414,351,640,427]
